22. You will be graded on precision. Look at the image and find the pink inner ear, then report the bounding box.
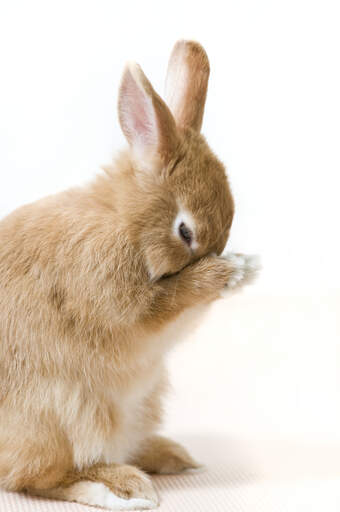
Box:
[120,68,158,151]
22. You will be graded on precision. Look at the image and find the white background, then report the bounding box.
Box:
[0,2,340,505]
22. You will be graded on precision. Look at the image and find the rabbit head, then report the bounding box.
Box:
[114,40,234,281]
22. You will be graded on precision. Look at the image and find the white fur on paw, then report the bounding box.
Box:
[68,481,158,510]
[224,253,261,289]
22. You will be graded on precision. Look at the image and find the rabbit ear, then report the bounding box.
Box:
[164,40,210,133]
[118,62,179,170]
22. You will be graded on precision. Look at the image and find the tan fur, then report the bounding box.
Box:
[33,464,159,506]
[130,435,201,474]
[165,40,210,132]
[0,41,249,509]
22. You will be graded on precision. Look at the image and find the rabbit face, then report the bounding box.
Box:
[117,41,234,280]
[168,129,234,258]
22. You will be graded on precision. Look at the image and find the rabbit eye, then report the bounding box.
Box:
[179,222,192,245]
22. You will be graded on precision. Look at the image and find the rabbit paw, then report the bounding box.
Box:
[131,436,202,475]
[223,253,261,289]
[32,465,159,510]
[100,466,159,510]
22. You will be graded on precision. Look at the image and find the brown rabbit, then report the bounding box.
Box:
[0,40,259,510]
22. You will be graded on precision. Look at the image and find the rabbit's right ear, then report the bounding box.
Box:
[165,40,210,133]
[118,62,179,171]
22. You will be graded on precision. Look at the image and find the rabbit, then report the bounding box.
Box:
[0,40,259,510]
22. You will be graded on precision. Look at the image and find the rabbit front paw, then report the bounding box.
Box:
[223,253,261,289]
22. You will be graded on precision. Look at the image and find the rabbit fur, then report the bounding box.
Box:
[0,40,258,509]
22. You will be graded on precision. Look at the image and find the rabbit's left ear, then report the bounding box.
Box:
[164,40,210,133]
[118,62,179,170]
